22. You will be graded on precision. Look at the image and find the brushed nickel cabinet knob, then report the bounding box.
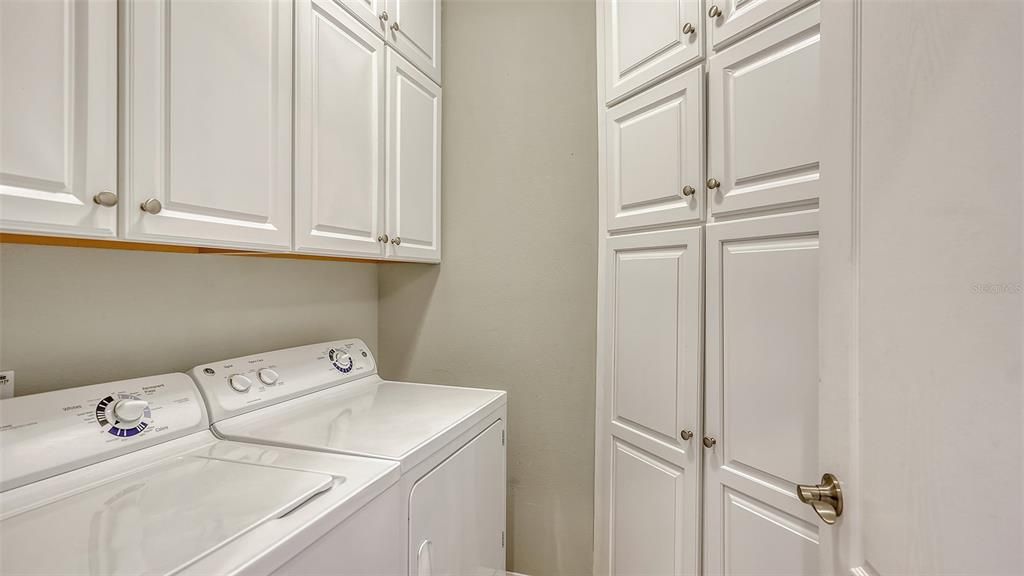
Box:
[682,185,696,197]
[703,436,717,448]
[680,429,693,441]
[378,233,390,243]
[379,10,388,21]
[707,178,721,190]
[391,21,400,32]
[93,191,118,207]
[708,5,722,18]
[140,198,162,215]
[682,22,695,35]
[391,236,401,245]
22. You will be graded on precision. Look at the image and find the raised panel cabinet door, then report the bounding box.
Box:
[334,0,388,38]
[604,0,703,104]
[408,420,505,576]
[295,0,386,258]
[122,0,292,250]
[386,49,441,262]
[607,67,703,232]
[600,226,700,576]
[385,0,440,85]
[703,209,820,576]
[705,0,813,49]
[0,0,116,238]
[708,4,819,218]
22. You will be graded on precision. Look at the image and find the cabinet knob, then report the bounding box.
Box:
[706,178,721,190]
[378,233,390,243]
[682,185,696,197]
[680,429,693,441]
[140,198,163,215]
[682,22,695,35]
[391,21,400,32]
[703,436,717,448]
[93,191,118,207]
[379,10,388,21]
[708,5,722,18]
[391,236,402,246]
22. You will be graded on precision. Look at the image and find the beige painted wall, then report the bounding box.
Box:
[378,0,598,573]
[0,244,378,396]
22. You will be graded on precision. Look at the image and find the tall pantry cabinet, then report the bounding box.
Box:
[594,0,822,574]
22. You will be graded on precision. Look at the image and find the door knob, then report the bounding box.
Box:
[378,234,389,243]
[680,429,693,441]
[708,5,722,18]
[682,22,695,35]
[682,185,696,197]
[797,473,844,525]
[706,178,721,190]
[702,436,716,448]
[140,198,163,215]
[391,236,402,245]
[93,191,118,207]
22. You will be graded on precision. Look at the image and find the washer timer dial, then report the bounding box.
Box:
[95,394,152,438]
[328,348,354,373]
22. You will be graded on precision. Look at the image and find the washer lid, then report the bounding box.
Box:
[0,452,332,576]
[214,378,506,471]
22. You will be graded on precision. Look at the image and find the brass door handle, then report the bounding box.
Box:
[797,473,844,525]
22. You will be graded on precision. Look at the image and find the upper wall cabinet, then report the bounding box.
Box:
[0,0,116,238]
[335,0,388,38]
[121,0,293,251]
[295,0,386,258]
[386,0,441,85]
[604,0,702,104]
[386,49,441,262]
[607,66,703,232]
[706,0,813,49]
[707,3,819,217]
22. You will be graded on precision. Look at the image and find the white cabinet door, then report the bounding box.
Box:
[386,49,441,262]
[334,0,388,39]
[706,0,812,49]
[385,0,440,85]
[703,210,819,576]
[599,227,701,576]
[295,0,386,258]
[708,4,819,218]
[122,0,292,250]
[604,0,702,104]
[606,67,703,232]
[0,0,116,238]
[409,420,505,576]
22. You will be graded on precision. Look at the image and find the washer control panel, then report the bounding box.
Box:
[0,373,208,493]
[190,339,377,423]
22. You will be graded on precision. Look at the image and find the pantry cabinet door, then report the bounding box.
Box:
[122,0,292,250]
[606,67,703,232]
[295,0,386,258]
[599,226,701,575]
[703,210,820,576]
[386,49,441,262]
[707,4,819,218]
[604,0,703,104]
[335,0,388,38]
[0,0,116,238]
[706,0,813,49]
[385,0,440,85]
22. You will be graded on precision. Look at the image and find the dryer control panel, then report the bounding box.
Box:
[0,373,208,492]
[190,339,377,423]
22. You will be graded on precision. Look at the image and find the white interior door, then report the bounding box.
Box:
[818,1,1024,574]
[295,0,386,258]
[598,226,701,576]
[121,0,292,250]
[385,0,440,85]
[0,0,116,238]
[386,48,441,262]
[603,0,702,104]
[409,420,505,576]
[703,210,820,576]
[708,4,819,218]
[606,67,703,232]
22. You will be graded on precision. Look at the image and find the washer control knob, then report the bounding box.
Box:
[229,374,253,392]
[258,368,279,385]
[112,399,149,424]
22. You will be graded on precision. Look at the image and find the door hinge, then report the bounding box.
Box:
[501,531,505,547]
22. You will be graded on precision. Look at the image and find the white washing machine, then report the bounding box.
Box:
[190,339,508,576]
[0,372,404,576]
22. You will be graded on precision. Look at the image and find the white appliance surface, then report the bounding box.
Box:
[0,373,400,576]
[192,339,507,471]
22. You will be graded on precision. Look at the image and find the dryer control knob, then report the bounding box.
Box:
[258,368,279,385]
[229,374,253,392]
[112,399,149,424]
